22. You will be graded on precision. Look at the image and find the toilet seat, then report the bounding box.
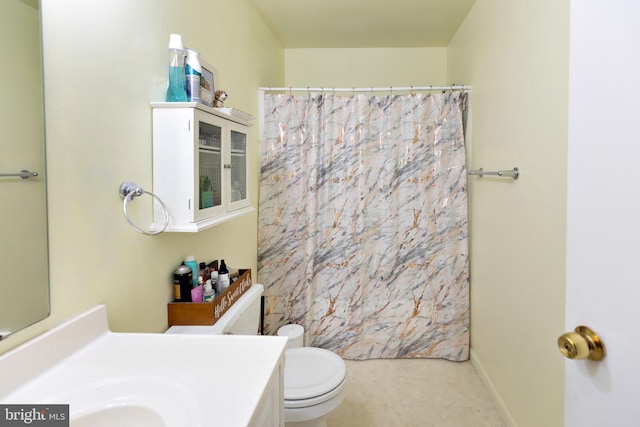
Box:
[283,347,347,409]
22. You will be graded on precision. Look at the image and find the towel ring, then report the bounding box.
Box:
[119,181,169,235]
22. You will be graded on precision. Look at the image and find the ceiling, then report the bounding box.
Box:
[250,0,477,48]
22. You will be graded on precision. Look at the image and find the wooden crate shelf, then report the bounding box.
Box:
[167,269,252,326]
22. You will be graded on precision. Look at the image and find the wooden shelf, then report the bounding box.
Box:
[167,269,253,326]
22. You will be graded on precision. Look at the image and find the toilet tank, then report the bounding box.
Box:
[166,284,264,336]
[219,283,264,335]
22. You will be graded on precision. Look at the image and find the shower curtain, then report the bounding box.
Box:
[258,91,469,361]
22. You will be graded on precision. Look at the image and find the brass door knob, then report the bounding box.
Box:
[557,326,605,361]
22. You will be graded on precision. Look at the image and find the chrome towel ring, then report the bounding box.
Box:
[119,181,169,235]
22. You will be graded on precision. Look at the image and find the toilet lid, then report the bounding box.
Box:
[284,347,347,400]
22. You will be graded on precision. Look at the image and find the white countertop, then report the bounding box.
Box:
[0,305,287,426]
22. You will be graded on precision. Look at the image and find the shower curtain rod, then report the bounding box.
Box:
[258,85,470,93]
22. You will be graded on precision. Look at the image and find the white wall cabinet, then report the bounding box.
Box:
[151,102,253,232]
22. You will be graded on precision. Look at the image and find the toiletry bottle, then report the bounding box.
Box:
[218,259,230,293]
[185,255,199,287]
[185,48,201,103]
[207,260,219,293]
[191,281,204,303]
[173,262,193,302]
[203,279,215,302]
[210,270,219,294]
[198,261,210,282]
[165,34,188,102]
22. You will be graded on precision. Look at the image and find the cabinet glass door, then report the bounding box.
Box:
[228,125,249,210]
[197,119,223,219]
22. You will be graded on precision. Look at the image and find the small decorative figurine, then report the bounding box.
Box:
[213,90,228,107]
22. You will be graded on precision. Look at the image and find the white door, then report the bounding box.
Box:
[566,1,640,425]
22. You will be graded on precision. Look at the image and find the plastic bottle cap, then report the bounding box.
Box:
[168,34,184,50]
[185,255,196,262]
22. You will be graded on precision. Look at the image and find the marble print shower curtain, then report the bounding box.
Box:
[258,92,469,361]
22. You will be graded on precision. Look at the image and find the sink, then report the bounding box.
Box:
[74,406,164,427]
[42,376,199,426]
[0,305,288,427]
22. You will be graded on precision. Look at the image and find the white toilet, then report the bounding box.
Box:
[166,284,347,427]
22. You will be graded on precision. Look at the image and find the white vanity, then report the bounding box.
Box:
[0,306,287,426]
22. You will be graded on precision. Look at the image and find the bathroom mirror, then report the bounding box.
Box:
[0,0,49,339]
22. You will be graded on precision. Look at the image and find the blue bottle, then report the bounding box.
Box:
[165,34,188,102]
[184,255,199,287]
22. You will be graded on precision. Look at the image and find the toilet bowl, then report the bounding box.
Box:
[165,284,347,427]
[276,324,346,426]
[283,347,347,427]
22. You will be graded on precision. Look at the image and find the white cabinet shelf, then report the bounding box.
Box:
[151,102,253,232]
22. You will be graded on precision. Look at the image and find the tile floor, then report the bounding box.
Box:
[327,358,506,427]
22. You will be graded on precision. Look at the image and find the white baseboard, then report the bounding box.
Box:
[470,349,518,427]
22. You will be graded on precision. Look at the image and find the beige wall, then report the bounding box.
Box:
[285,48,447,88]
[0,0,284,354]
[448,1,569,426]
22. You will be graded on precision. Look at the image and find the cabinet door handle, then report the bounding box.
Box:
[224,164,232,169]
